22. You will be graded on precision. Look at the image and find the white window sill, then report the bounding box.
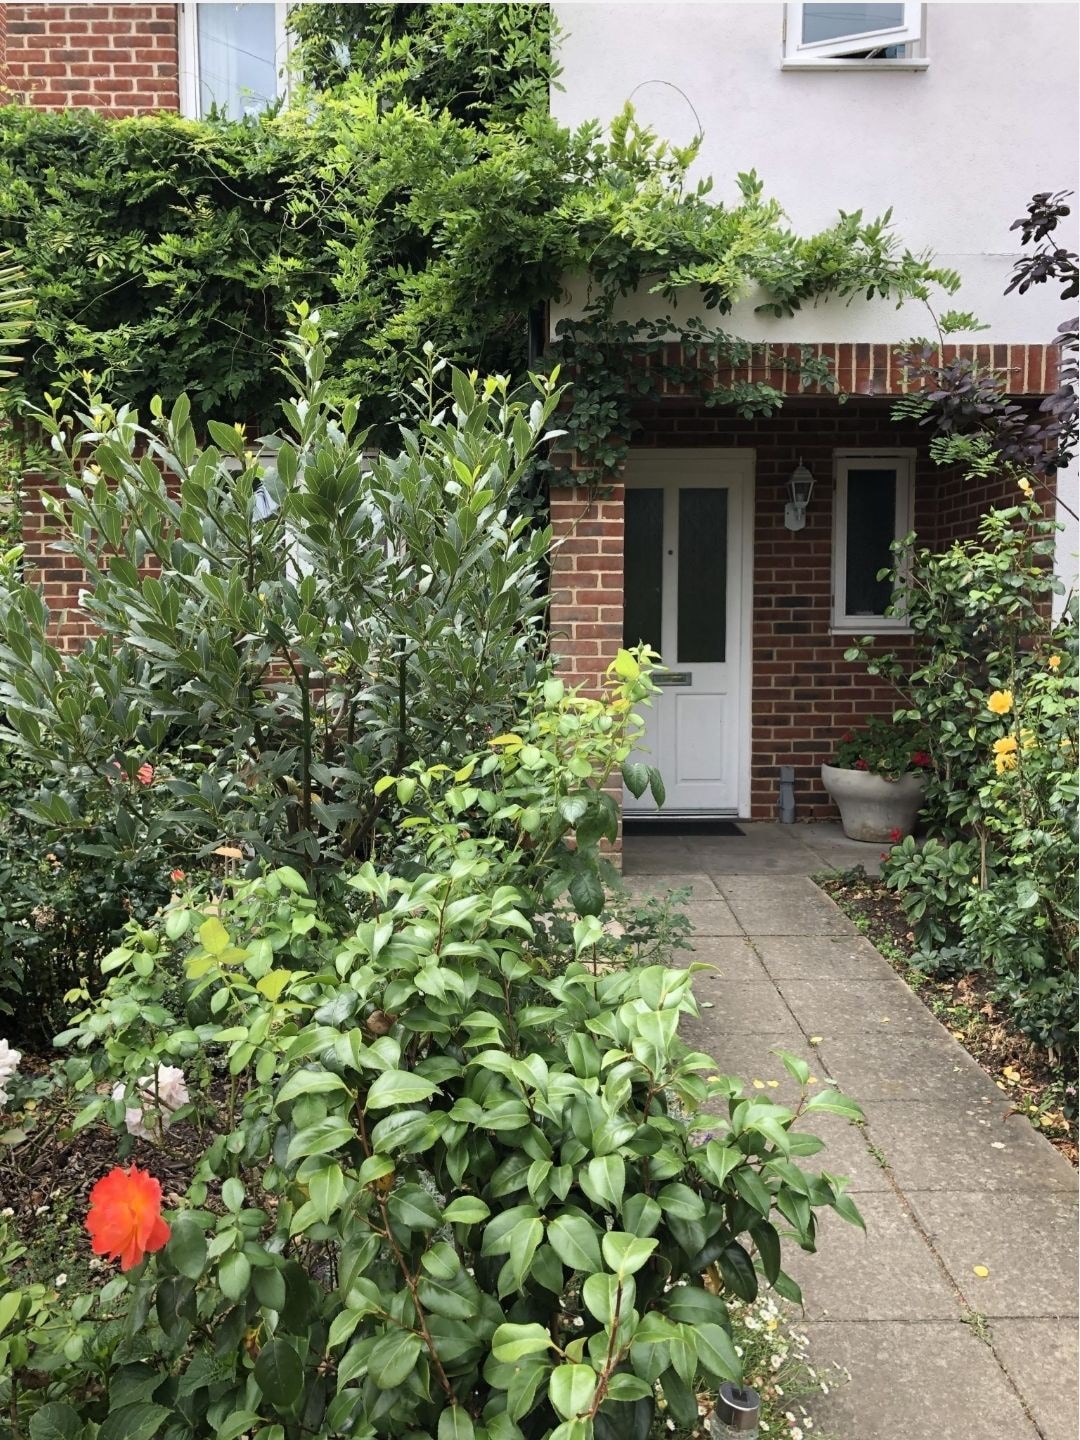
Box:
[831,620,913,636]
[781,58,930,72]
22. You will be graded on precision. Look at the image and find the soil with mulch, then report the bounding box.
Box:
[0,1051,222,1287]
[820,871,1078,1167]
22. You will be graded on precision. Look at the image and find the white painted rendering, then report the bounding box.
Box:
[622,450,755,815]
[551,2,1079,344]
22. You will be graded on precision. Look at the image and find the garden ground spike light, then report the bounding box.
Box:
[784,461,815,531]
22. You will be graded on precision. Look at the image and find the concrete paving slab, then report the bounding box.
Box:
[866,1100,1079,1193]
[679,839,822,876]
[679,899,743,936]
[909,1191,1079,1318]
[815,1029,1005,1105]
[798,1111,894,1193]
[801,1320,1040,1440]
[715,874,852,934]
[675,1028,813,1104]
[621,838,695,873]
[753,932,894,980]
[687,977,798,1033]
[777,975,943,1035]
[784,1193,961,1321]
[991,1320,1080,1440]
[622,872,720,901]
[681,936,773,982]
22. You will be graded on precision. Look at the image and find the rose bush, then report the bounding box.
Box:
[847,491,1078,1065]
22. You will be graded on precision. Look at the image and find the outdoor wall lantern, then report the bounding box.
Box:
[784,461,815,531]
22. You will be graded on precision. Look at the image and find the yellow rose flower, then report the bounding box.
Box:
[987,690,1013,716]
[992,736,1018,756]
[1017,477,1033,495]
[995,752,1018,774]
[1048,655,1061,670]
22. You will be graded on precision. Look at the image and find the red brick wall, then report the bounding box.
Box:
[19,475,96,648]
[0,3,179,115]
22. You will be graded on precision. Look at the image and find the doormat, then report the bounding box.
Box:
[624,818,744,837]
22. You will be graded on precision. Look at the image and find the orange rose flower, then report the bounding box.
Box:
[136,763,155,787]
[85,1165,171,1271]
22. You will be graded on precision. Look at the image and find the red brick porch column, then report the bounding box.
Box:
[549,483,625,856]
[549,484,624,696]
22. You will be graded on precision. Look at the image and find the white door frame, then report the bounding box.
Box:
[623,448,755,818]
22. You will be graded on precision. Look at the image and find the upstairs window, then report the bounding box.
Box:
[832,452,914,631]
[784,3,926,67]
[179,3,289,119]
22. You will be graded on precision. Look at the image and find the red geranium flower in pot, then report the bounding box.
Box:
[85,1164,171,1271]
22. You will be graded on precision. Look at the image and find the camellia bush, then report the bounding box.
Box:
[0,655,864,1440]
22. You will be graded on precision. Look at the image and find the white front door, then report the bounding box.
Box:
[622,450,753,815]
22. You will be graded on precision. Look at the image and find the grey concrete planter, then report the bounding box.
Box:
[821,763,927,843]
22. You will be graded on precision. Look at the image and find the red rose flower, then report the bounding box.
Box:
[889,828,902,843]
[854,758,869,771]
[911,751,931,768]
[841,731,853,743]
[85,1165,171,1271]
[136,763,155,787]
[170,869,186,884]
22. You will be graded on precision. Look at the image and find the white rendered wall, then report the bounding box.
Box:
[551,2,1079,344]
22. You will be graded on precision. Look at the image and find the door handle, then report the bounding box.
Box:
[653,671,691,687]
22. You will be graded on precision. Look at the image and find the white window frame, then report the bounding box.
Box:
[782,3,928,71]
[178,2,291,120]
[832,450,915,632]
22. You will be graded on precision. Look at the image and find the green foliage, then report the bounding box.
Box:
[286,1,558,125]
[0,245,31,386]
[0,316,559,887]
[0,800,169,1040]
[5,824,862,1439]
[831,717,931,781]
[846,493,1078,1063]
[0,90,956,478]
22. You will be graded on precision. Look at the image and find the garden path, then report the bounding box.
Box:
[624,823,1079,1440]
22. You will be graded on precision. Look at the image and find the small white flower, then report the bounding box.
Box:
[35,1204,49,1216]
[771,1353,783,1370]
[0,1206,13,1217]
[790,1428,803,1440]
[55,1273,68,1287]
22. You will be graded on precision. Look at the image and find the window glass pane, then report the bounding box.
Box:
[197,3,278,118]
[845,469,896,616]
[624,488,663,654]
[677,488,727,663]
[802,3,905,43]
